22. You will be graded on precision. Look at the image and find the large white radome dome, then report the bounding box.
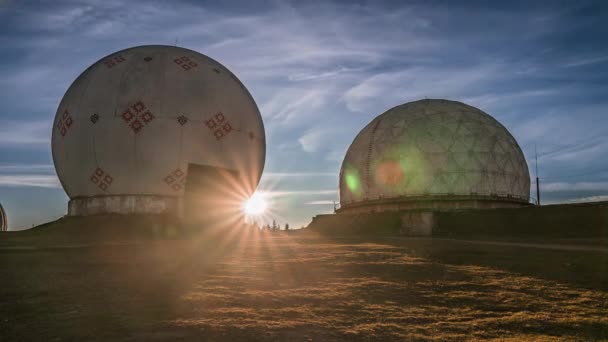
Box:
[339,99,530,212]
[52,45,265,216]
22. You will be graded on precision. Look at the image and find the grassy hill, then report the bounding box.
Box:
[1,216,607,341]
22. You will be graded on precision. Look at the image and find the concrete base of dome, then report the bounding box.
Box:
[68,195,180,217]
[309,210,436,236]
[337,195,531,215]
[314,196,531,237]
[310,201,608,238]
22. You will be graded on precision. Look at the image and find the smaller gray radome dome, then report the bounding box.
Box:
[339,99,530,208]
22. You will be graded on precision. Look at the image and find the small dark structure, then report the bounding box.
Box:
[0,203,7,232]
[183,163,245,225]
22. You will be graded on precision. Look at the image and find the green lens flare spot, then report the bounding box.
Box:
[346,172,359,192]
[344,167,363,199]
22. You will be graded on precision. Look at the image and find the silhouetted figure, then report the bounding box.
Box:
[272,219,277,231]
[285,223,289,231]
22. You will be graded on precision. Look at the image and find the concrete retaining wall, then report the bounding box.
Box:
[400,211,434,236]
[434,201,608,238]
[308,201,608,239]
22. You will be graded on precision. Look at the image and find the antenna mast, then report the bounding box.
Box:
[535,144,540,206]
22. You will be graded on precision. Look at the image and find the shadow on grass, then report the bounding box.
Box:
[1,223,607,341]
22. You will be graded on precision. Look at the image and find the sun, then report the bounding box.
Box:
[243,192,267,216]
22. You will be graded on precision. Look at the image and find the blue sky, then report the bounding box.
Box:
[1,0,607,230]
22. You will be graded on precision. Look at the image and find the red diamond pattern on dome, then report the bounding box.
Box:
[173,56,198,71]
[205,112,233,140]
[130,119,144,133]
[121,101,155,133]
[177,115,188,126]
[90,167,113,191]
[56,110,74,137]
[141,111,154,123]
[132,101,145,113]
[164,168,187,191]
[103,55,126,69]
[222,123,232,133]
[205,119,218,129]
[121,109,134,122]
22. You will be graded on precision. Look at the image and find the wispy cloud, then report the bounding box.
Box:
[0,120,52,146]
[0,164,54,171]
[563,55,608,68]
[540,182,608,192]
[288,67,363,82]
[298,127,336,153]
[263,88,330,126]
[567,195,608,203]
[343,63,503,113]
[266,190,338,197]
[305,200,336,205]
[262,172,335,178]
[0,175,61,188]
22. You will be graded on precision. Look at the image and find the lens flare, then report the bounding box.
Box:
[243,192,267,216]
[376,159,404,185]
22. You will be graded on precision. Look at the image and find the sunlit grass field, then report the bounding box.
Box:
[1,217,607,341]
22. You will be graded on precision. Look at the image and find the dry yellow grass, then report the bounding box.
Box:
[166,234,608,341]
[1,223,607,341]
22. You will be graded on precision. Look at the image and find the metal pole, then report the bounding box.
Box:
[535,145,540,206]
[536,176,540,206]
